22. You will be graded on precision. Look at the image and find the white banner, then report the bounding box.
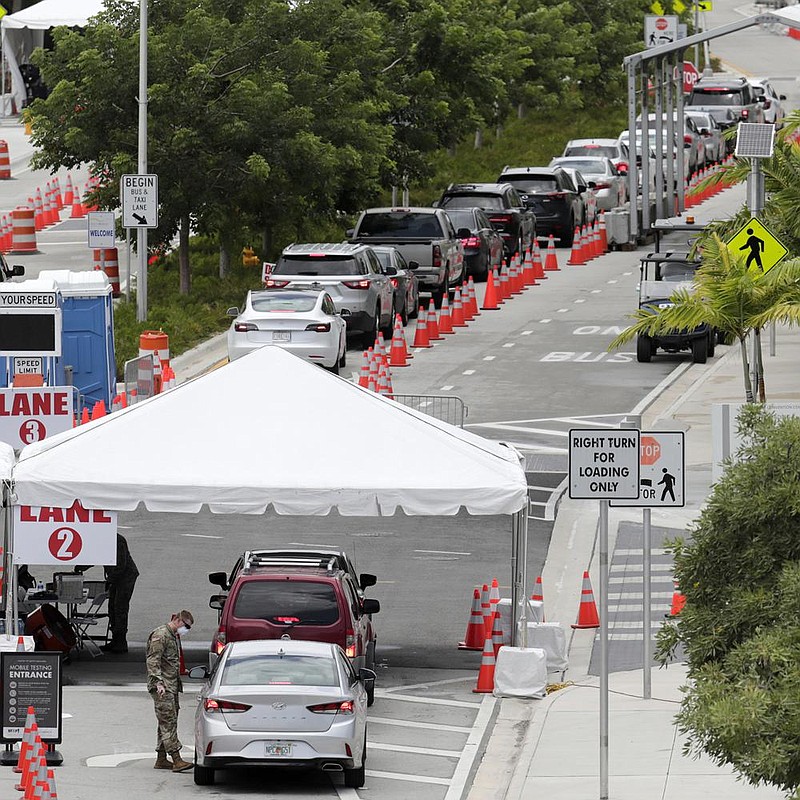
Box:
[13,502,117,566]
[0,387,74,449]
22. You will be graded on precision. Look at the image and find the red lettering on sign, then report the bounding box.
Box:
[47,527,83,561]
[31,394,50,415]
[18,419,46,444]
[11,394,31,417]
[19,506,36,522]
[19,501,114,524]
[54,393,68,415]
[39,507,64,523]
[641,435,662,466]
[92,510,112,523]
[65,500,90,523]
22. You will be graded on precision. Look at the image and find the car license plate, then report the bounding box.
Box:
[272,331,291,342]
[265,742,292,757]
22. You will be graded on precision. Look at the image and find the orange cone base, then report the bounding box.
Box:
[457,642,483,651]
[571,620,600,629]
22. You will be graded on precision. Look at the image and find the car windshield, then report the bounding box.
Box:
[444,210,476,230]
[233,581,340,625]
[500,176,557,193]
[221,654,338,687]
[564,145,617,158]
[554,159,608,176]
[250,293,317,313]
[689,89,743,105]
[274,256,362,277]
[440,194,505,210]
[357,212,443,238]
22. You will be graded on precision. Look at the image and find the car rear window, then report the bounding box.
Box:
[444,210,476,230]
[233,580,340,625]
[500,176,558,193]
[564,145,617,158]
[689,89,742,105]
[661,263,698,282]
[357,212,443,238]
[274,256,362,276]
[441,194,504,211]
[555,159,608,175]
[221,654,338,686]
[250,293,317,312]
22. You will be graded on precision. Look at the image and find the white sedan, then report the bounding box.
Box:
[227,289,346,373]
[549,156,627,211]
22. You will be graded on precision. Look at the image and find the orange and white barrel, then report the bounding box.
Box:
[93,248,121,297]
[139,330,170,394]
[9,206,38,253]
[0,141,11,179]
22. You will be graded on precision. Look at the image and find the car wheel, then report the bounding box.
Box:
[692,335,708,364]
[400,298,409,326]
[339,342,347,368]
[636,335,652,363]
[563,220,575,247]
[327,360,340,375]
[380,306,393,340]
[409,298,419,320]
[432,275,448,309]
[361,306,380,350]
[194,750,215,786]
[707,330,715,358]
[344,743,366,788]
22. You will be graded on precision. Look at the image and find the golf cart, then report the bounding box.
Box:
[635,251,715,364]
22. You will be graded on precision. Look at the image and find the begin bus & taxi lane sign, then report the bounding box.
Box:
[569,429,640,500]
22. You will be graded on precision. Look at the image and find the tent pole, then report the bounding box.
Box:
[510,514,518,646]
[3,483,16,638]
[510,509,529,647]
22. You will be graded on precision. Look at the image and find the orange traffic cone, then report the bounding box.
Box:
[374,332,388,366]
[69,184,85,219]
[533,241,546,280]
[16,726,39,791]
[571,570,600,629]
[33,188,45,231]
[480,583,492,639]
[666,579,686,618]
[389,324,409,367]
[458,588,485,651]
[412,308,431,348]
[46,768,57,800]
[31,753,48,799]
[13,708,36,774]
[452,287,466,327]
[63,174,74,207]
[567,228,584,266]
[368,351,380,387]
[580,225,592,261]
[16,635,25,651]
[481,269,500,310]
[90,400,106,420]
[544,235,560,271]
[79,407,90,425]
[490,610,504,657]
[472,634,497,693]
[489,577,501,619]
[427,299,442,341]
[498,262,510,301]
[357,350,370,387]
[462,278,476,320]
[598,212,608,253]
[531,575,545,622]
[438,293,453,334]
[510,256,523,294]
[467,276,480,317]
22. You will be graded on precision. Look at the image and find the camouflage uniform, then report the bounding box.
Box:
[146,623,183,754]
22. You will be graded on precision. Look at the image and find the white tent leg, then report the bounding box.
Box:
[3,485,16,637]
[511,509,529,647]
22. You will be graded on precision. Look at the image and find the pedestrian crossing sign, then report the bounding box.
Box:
[696,0,712,10]
[610,431,684,508]
[727,217,788,277]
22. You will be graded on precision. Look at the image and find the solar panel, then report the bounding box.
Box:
[735,123,775,158]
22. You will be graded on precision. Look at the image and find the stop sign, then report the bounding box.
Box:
[655,16,668,30]
[641,436,661,466]
[683,61,699,95]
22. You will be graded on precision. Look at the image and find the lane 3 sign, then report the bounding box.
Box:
[0,387,74,448]
[13,501,117,566]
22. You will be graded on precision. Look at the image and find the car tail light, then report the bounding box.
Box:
[307,700,354,714]
[683,134,693,145]
[204,698,251,713]
[234,322,257,332]
[461,236,481,248]
[741,109,749,118]
[489,214,512,224]
[593,182,611,190]
[305,323,331,332]
[345,630,356,658]
[547,192,568,200]
[264,279,289,288]
[616,162,628,172]
[762,100,771,110]
[345,743,353,757]
[343,279,370,289]
[212,628,226,654]
[432,244,442,269]
[390,277,399,288]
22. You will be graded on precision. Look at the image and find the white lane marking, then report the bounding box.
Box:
[610,591,673,598]
[556,308,568,313]
[574,298,586,303]
[444,696,496,800]
[557,416,618,428]
[521,330,533,335]
[499,441,566,454]
[622,271,632,276]
[607,280,618,284]
[370,742,460,757]
[368,717,472,733]
[470,423,570,437]
[376,692,480,709]
[540,319,551,323]
[610,563,673,573]
[615,549,670,556]
[376,580,396,584]
[335,787,360,800]
[483,355,495,361]
[609,576,672,585]
[591,289,601,294]
[117,525,132,529]
[287,541,340,548]
[441,385,454,391]
[413,549,472,556]
[181,533,222,539]
[467,412,627,426]
[382,676,473,693]
[462,369,475,375]
[365,770,450,786]
[502,342,515,348]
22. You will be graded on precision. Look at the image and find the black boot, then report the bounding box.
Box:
[101,639,128,654]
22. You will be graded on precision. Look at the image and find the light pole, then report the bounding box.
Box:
[136,0,148,322]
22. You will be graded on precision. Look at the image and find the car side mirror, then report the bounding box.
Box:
[699,127,709,135]
[456,227,472,239]
[359,573,377,589]
[187,665,209,680]
[407,260,419,270]
[358,668,376,688]
[226,307,239,317]
[588,181,596,189]
[361,598,381,615]
[209,594,227,611]
[577,184,587,193]
[345,228,354,238]
[209,571,228,588]
[780,94,786,101]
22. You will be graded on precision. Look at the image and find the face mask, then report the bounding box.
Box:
[177,625,189,636]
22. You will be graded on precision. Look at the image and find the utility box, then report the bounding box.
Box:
[38,270,116,413]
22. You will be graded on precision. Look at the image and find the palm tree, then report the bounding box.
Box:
[609,237,800,402]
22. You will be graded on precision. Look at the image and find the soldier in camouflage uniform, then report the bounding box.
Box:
[146,610,195,772]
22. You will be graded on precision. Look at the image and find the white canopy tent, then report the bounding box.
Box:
[1,0,106,114]
[4,347,532,638]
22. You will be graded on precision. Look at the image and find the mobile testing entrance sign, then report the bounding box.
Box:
[569,429,640,500]
[120,174,159,228]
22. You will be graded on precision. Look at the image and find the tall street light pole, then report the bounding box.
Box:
[136,0,148,322]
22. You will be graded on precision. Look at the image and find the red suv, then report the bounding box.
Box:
[208,553,380,702]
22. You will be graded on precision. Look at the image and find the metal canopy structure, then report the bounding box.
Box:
[623,12,800,242]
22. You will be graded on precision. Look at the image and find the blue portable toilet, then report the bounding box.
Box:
[38,270,116,413]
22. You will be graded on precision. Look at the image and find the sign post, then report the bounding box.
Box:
[570,426,640,800]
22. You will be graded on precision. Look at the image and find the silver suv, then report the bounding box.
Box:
[267,243,394,347]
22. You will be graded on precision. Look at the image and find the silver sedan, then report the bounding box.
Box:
[549,156,627,211]
[190,640,372,788]
[227,289,346,373]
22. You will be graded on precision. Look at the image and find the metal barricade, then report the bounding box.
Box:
[390,394,467,428]
[123,355,155,403]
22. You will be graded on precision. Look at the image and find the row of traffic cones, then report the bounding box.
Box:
[14,706,59,799]
[566,213,609,266]
[480,238,558,311]
[685,156,736,208]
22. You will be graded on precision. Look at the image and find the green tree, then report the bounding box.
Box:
[657,406,800,796]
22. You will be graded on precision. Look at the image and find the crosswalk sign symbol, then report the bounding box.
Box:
[697,0,713,10]
[727,217,788,277]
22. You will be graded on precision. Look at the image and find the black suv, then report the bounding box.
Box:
[687,77,764,144]
[437,183,535,258]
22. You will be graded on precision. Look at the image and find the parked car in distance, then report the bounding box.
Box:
[208,551,380,680]
[226,289,346,373]
[443,207,504,280]
[370,246,419,324]
[637,113,706,174]
[348,207,464,308]
[560,168,597,226]
[265,242,394,348]
[190,639,372,788]
[548,156,627,211]
[561,138,630,174]
[686,77,764,146]
[684,110,726,165]
[619,128,690,188]
[747,77,787,128]
[497,166,584,246]
[436,182,535,258]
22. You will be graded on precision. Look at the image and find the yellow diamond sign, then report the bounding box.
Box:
[674,0,687,13]
[650,2,665,13]
[727,217,788,277]
[696,0,712,10]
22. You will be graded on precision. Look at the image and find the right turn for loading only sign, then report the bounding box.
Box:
[612,431,685,508]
